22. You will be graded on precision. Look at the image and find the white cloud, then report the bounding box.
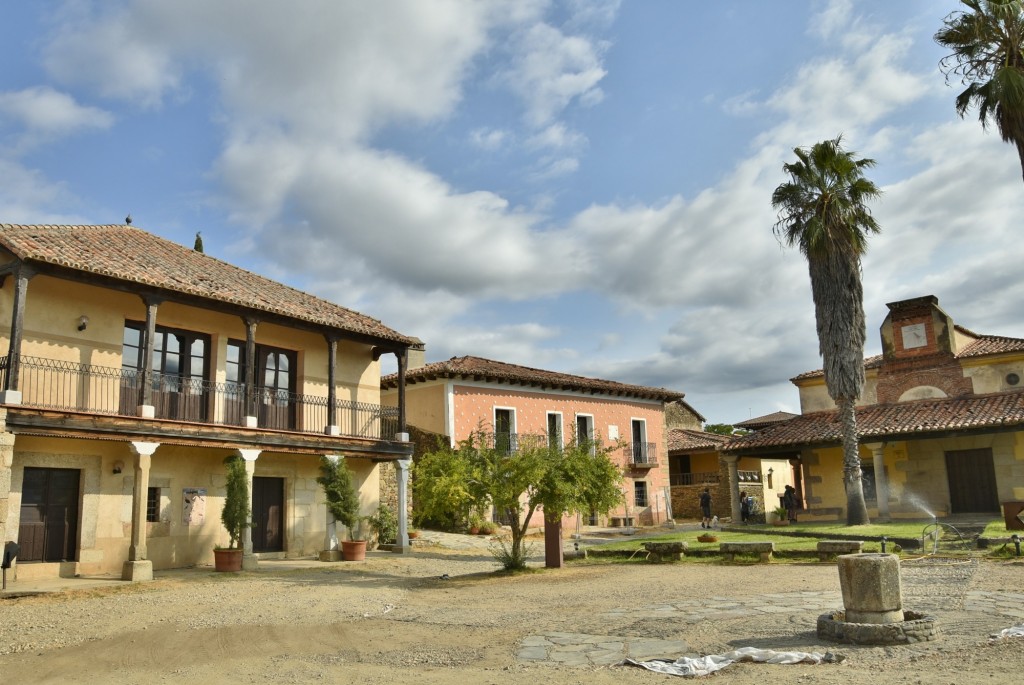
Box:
[469,127,510,151]
[525,122,587,151]
[500,22,607,128]
[0,87,113,140]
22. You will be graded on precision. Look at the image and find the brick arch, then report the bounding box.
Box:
[876,362,973,404]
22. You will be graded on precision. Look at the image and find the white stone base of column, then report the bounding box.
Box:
[244,416,258,428]
[318,549,343,562]
[0,390,22,405]
[390,544,412,555]
[242,553,259,571]
[137,405,155,418]
[121,560,153,582]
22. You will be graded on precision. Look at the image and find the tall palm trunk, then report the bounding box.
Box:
[837,396,870,525]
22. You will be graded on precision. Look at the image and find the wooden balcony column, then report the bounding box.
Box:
[325,335,339,436]
[1,263,35,404]
[237,448,261,570]
[396,347,408,440]
[122,441,159,581]
[242,317,259,428]
[137,297,161,418]
[722,454,741,524]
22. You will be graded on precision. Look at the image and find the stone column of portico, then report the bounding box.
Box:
[392,456,412,555]
[722,454,741,524]
[0,410,14,558]
[865,443,891,520]
[237,449,261,570]
[122,441,159,581]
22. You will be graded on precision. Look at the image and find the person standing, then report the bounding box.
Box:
[699,488,712,529]
[782,485,799,523]
[739,491,751,524]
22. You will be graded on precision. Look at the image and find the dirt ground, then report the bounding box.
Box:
[1,540,1022,684]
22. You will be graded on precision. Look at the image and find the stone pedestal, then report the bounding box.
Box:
[838,553,904,624]
[121,560,153,582]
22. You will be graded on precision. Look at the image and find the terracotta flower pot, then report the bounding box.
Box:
[213,548,243,572]
[342,539,367,561]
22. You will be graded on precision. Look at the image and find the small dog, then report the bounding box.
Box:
[711,515,720,529]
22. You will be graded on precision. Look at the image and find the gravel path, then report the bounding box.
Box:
[0,538,1022,684]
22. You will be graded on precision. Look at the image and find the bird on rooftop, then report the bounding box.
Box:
[125,214,132,225]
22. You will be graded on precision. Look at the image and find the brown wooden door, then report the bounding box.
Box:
[945,448,1000,513]
[252,477,284,552]
[18,467,80,562]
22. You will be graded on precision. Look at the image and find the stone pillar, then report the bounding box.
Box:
[0,413,14,556]
[319,455,342,561]
[865,443,891,520]
[237,449,261,570]
[838,553,904,623]
[122,441,159,581]
[392,457,412,555]
[722,454,741,523]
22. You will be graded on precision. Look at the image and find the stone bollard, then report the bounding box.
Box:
[837,553,904,624]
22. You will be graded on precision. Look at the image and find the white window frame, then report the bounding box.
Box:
[546,411,563,450]
[575,413,595,454]
[630,418,648,464]
[493,406,517,452]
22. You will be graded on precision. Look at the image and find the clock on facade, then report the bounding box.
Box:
[901,323,927,349]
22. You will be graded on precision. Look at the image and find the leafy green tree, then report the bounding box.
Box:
[772,136,880,526]
[413,430,623,570]
[704,423,737,435]
[936,0,1024,182]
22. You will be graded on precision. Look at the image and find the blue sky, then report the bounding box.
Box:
[1,1,1022,424]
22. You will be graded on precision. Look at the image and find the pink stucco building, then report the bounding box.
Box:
[382,354,685,528]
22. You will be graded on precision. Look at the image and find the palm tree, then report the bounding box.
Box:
[935,0,1024,183]
[771,137,880,526]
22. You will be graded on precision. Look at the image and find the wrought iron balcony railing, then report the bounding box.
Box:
[0,354,398,440]
[625,442,657,467]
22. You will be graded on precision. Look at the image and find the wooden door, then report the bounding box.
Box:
[257,347,295,431]
[945,448,1000,513]
[252,477,284,552]
[18,467,80,562]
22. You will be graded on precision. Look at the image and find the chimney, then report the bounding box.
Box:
[407,338,426,371]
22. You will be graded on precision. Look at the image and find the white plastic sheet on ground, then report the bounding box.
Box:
[623,646,842,677]
[990,625,1024,641]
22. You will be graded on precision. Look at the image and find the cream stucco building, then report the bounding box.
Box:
[0,223,418,582]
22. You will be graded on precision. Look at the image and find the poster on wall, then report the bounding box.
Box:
[183,488,206,525]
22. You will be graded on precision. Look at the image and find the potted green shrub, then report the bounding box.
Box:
[367,505,398,550]
[215,455,250,571]
[772,505,790,526]
[317,456,366,560]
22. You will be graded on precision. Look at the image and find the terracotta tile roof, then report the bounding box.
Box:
[791,355,883,382]
[668,428,733,452]
[382,355,684,402]
[0,224,414,345]
[957,334,1024,358]
[724,389,1024,454]
[733,411,799,429]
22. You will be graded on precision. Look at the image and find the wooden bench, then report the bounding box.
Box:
[643,541,687,562]
[720,541,774,562]
[816,540,864,561]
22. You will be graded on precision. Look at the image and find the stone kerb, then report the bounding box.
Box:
[642,541,687,562]
[719,541,774,562]
[817,540,864,561]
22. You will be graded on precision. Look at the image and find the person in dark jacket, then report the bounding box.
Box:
[699,488,712,528]
[782,485,799,523]
[739,491,751,523]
